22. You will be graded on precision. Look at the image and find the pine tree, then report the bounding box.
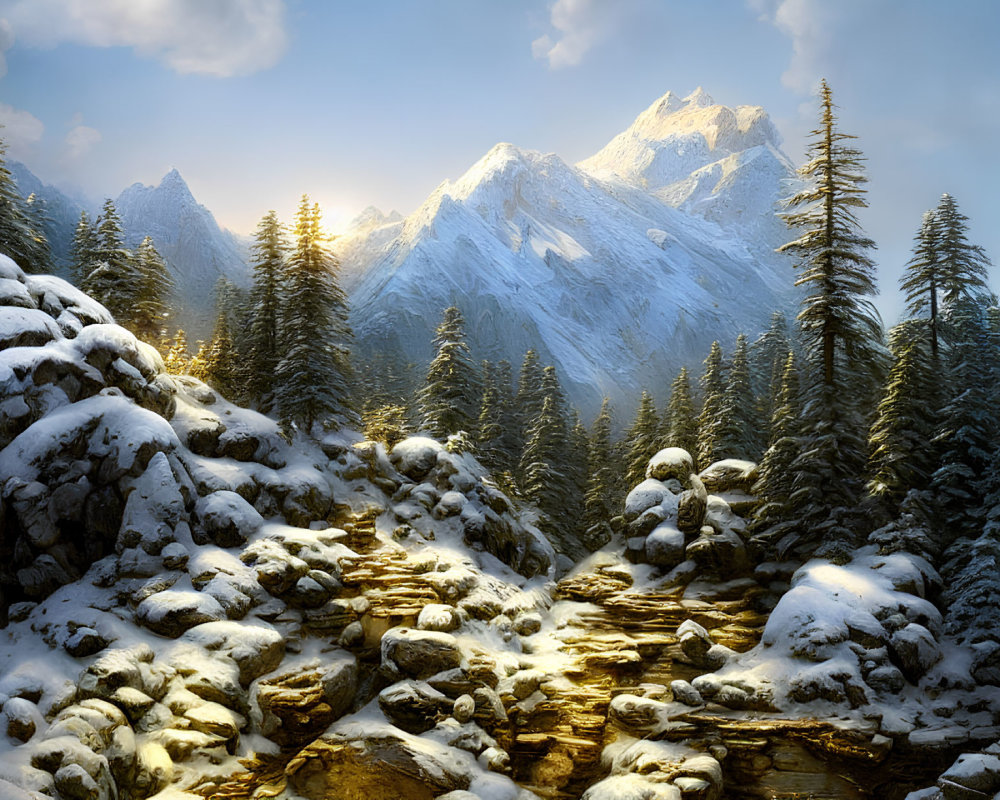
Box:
[22,193,52,272]
[936,194,992,306]
[81,199,142,322]
[777,80,884,556]
[247,210,288,407]
[164,330,191,374]
[662,366,699,460]
[274,196,356,433]
[625,391,660,488]
[713,333,758,461]
[751,351,802,537]
[362,404,409,449]
[566,411,590,543]
[582,398,617,549]
[0,137,48,273]
[931,298,998,540]
[900,210,945,358]
[477,361,505,470]
[419,306,481,440]
[131,236,174,343]
[70,211,97,286]
[514,349,545,439]
[696,341,726,467]
[866,320,939,510]
[201,304,241,399]
[749,311,791,437]
[519,395,570,537]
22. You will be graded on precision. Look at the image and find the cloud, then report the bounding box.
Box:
[0,101,43,158]
[0,0,288,77]
[64,124,101,159]
[0,17,12,78]
[748,0,841,94]
[532,0,629,69]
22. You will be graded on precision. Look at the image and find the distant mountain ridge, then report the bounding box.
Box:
[333,88,799,416]
[9,163,250,340]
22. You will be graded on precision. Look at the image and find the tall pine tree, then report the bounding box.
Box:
[274,196,356,433]
[713,333,758,461]
[663,366,699,460]
[247,210,288,408]
[697,341,726,467]
[419,306,481,439]
[132,236,174,343]
[625,391,660,488]
[582,398,617,549]
[777,79,884,557]
[81,199,142,322]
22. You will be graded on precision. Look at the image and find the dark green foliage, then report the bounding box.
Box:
[247,210,288,408]
[931,298,999,539]
[201,303,241,400]
[0,138,49,273]
[80,199,143,322]
[696,341,726,467]
[625,391,660,488]
[713,333,758,461]
[519,395,570,533]
[749,311,791,441]
[22,193,52,272]
[777,80,884,557]
[752,351,801,537]
[566,411,590,540]
[514,349,545,441]
[582,398,617,549]
[477,360,519,476]
[900,210,945,358]
[131,236,174,344]
[867,321,939,510]
[419,306,481,439]
[274,195,356,433]
[935,194,992,305]
[662,367,698,461]
[70,211,97,285]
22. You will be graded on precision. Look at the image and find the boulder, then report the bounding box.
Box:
[381,628,463,680]
[645,524,686,569]
[136,591,226,638]
[378,680,451,734]
[890,624,942,683]
[194,491,264,548]
[646,448,695,483]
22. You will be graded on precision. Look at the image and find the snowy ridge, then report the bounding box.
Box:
[335,89,797,415]
[115,169,250,340]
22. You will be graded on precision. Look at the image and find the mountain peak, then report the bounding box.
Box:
[683,86,714,107]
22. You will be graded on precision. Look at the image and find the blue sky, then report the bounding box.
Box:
[0,0,997,319]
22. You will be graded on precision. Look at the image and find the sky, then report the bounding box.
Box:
[0,0,998,320]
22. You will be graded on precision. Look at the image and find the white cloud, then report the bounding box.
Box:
[749,0,838,94]
[0,18,12,78]
[64,124,101,159]
[532,0,628,69]
[0,0,288,77]
[0,101,43,158]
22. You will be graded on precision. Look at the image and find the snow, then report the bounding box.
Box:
[333,90,796,415]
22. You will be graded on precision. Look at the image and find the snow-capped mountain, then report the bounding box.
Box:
[115,169,250,339]
[335,88,798,417]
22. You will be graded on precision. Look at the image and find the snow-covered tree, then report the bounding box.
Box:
[70,211,97,286]
[867,320,939,510]
[419,306,481,440]
[696,340,726,467]
[777,80,884,556]
[0,138,48,273]
[582,398,617,549]
[625,391,660,488]
[274,195,356,433]
[713,333,758,461]
[749,311,791,437]
[662,366,698,460]
[751,350,801,539]
[936,193,992,306]
[519,395,570,530]
[514,349,544,443]
[80,199,142,321]
[246,210,288,408]
[22,193,52,272]
[477,360,519,477]
[163,329,191,375]
[131,236,174,343]
[931,298,998,540]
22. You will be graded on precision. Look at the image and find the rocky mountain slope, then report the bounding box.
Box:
[115,170,250,339]
[334,89,798,416]
[9,163,250,341]
[3,262,1000,800]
